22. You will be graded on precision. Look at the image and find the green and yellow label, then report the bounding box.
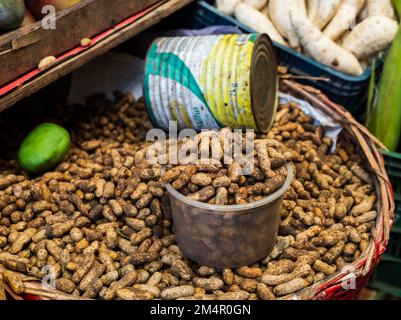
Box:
[144,34,258,131]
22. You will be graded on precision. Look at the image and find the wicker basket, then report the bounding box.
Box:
[279,79,394,300]
[0,79,394,300]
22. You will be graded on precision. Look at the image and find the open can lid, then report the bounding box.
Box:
[250,34,278,133]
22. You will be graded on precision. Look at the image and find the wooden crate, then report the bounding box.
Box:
[0,0,161,87]
[0,0,193,112]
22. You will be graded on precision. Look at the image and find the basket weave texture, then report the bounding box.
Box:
[280,80,394,300]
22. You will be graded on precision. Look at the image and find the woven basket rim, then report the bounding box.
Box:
[279,79,394,300]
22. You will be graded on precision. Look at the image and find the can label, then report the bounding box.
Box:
[144,34,258,131]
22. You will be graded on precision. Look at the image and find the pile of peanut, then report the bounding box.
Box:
[164,130,289,204]
[0,93,376,300]
[159,131,290,268]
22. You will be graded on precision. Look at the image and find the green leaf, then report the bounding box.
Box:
[365,59,376,127]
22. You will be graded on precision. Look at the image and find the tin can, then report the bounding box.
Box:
[144,33,278,133]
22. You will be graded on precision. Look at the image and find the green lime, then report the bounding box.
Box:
[18,123,70,174]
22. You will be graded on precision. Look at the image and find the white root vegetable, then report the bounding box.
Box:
[234,2,288,46]
[358,1,369,21]
[260,3,270,17]
[355,0,366,14]
[342,16,399,59]
[323,0,357,41]
[244,0,268,10]
[299,0,307,15]
[290,13,363,75]
[336,30,351,46]
[216,0,242,16]
[307,0,319,23]
[269,0,307,48]
[314,0,342,30]
[359,60,369,70]
[367,0,395,19]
